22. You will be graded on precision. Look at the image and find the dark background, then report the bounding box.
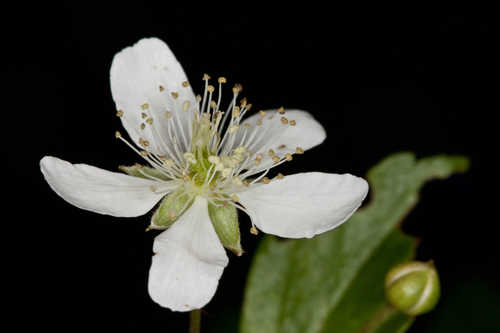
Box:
[2,3,497,332]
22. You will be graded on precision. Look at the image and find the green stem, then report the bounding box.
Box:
[189,309,201,333]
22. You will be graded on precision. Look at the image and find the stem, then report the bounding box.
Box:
[189,309,201,333]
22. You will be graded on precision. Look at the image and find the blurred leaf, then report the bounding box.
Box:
[240,153,468,333]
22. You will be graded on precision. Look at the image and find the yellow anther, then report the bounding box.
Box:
[259,110,266,117]
[278,106,285,114]
[285,153,293,161]
[240,97,247,107]
[207,85,215,93]
[296,147,304,154]
[202,73,211,81]
[182,81,190,87]
[250,226,259,235]
[246,103,252,111]
[141,103,149,110]
[261,177,270,184]
[141,113,147,119]
[278,144,287,150]
[255,153,263,160]
[140,123,146,130]
[210,100,217,109]
[218,77,227,84]
[115,131,121,138]
[145,226,152,232]
[233,106,241,118]
[140,150,148,157]
[290,120,296,126]
[254,159,261,166]
[165,111,172,118]
[232,83,242,94]
[281,117,288,124]
[272,156,280,163]
[231,194,240,202]
[171,92,179,99]
[146,118,153,125]
[257,119,263,126]
[143,140,150,147]
[196,95,202,102]
[159,85,165,92]
[277,173,285,179]
[116,110,124,117]
[268,149,275,156]
[183,101,190,112]
[242,180,250,187]
[244,123,250,129]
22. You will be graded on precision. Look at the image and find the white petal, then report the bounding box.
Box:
[238,172,369,238]
[110,38,196,155]
[229,109,326,170]
[40,156,166,217]
[148,196,229,311]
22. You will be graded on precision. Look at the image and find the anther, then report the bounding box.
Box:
[116,110,124,117]
[257,119,263,126]
[261,177,270,184]
[115,131,121,138]
[229,125,239,134]
[259,110,266,117]
[210,100,217,109]
[183,101,190,112]
[281,117,288,124]
[140,123,146,130]
[202,73,211,81]
[159,85,165,92]
[141,113,147,119]
[146,118,153,125]
[232,84,243,94]
[250,226,259,235]
[285,153,293,161]
[244,123,250,129]
[278,107,285,114]
[290,120,296,126]
[207,85,215,93]
[240,97,247,107]
[272,156,280,163]
[268,149,275,156]
[143,140,150,147]
[246,103,252,111]
[277,173,285,179]
[218,77,227,84]
[140,150,148,157]
[165,111,172,118]
[278,144,286,149]
[233,106,241,118]
[171,92,179,99]
[231,194,240,202]
[296,147,304,154]
[141,103,149,110]
[196,95,202,102]
[182,81,190,87]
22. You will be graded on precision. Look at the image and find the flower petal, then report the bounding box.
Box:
[148,196,229,311]
[40,156,167,217]
[110,38,196,155]
[237,172,369,238]
[232,109,326,171]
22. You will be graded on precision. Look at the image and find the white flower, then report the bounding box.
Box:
[40,38,369,312]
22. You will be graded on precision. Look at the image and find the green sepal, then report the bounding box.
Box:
[119,164,170,181]
[151,189,193,229]
[208,202,243,256]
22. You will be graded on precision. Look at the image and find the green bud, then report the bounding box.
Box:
[119,164,170,181]
[385,261,440,316]
[208,202,243,256]
[151,190,193,229]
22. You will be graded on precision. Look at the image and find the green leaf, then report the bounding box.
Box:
[208,203,243,256]
[119,164,170,181]
[240,153,468,333]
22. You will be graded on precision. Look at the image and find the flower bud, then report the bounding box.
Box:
[385,261,440,316]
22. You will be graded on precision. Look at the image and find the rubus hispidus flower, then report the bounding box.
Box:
[40,38,369,311]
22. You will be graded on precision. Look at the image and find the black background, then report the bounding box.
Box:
[2,3,497,332]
